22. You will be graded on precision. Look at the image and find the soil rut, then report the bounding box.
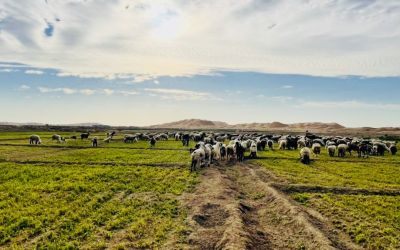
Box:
[178,162,359,250]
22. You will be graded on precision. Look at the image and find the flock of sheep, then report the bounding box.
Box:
[28,131,398,170]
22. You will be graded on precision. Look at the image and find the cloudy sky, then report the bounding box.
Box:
[1,0,399,127]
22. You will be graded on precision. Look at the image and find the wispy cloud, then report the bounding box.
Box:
[282,85,293,89]
[18,84,30,91]
[0,1,399,78]
[37,86,138,96]
[144,88,211,101]
[0,68,19,73]
[25,70,44,75]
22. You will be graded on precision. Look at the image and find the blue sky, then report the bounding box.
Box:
[0,1,400,127]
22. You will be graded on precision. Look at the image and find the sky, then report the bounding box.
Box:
[0,0,399,127]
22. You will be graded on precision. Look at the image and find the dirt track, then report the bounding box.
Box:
[177,162,360,250]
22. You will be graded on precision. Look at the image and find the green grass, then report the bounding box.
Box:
[0,162,197,249]
[253,144,400,190]
[291,193,400,249]
[0,132,197,249]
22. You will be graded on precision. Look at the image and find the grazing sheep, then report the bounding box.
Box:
[212,142,222,160]
[235,141,245,162]
[300,147,311,164]
[103,136,112,143]
[29,135,41,145]
[337,144,347,157]
[81,132,90,140]
[181,134,190,147]
[190,148,205,171]
[312,143,321,156]
[373,142,390,156]
[220,144,227,160]
[150,137,156,147]
[52,134,65,143]
[249,141,257,158]
[124,135,137,143]
[226,144,235,161]
[267,140,274,150]
[390,144,397,155]
[278,139,287,150]
[92,137,98,147]
[297,139,306,149]
[327,145,336,157]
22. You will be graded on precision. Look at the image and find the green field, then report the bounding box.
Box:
[0,131,399,249]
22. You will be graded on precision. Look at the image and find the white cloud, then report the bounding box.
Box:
[18,84,30,90]
[102,89,114,95]
[0,68,18,73]
[0,1,399,78]
[144,88,211,101]
[298,100,400,110]
[38,87,76,94]
[79,89,96,95]
[282,85,293,89]
[25,69,44,75]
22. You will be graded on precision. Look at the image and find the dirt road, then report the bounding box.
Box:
[177,162,359,250]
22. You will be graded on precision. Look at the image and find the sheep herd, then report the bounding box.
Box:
[28,131,398,170]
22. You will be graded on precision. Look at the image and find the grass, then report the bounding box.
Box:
[252,143,400,249]
[291,193,400,249]
[253,144,400,190]
[0,133,399,249]
[0,132,198,249]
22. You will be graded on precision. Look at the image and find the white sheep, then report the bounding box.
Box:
[300,147,311,164]
[249,141,257,158]
[337,144,348,157]
[327,145,336,157]
[29,135,41,145]
[312,143,321,156]
[103,136,112,143]
[279,139,287,150]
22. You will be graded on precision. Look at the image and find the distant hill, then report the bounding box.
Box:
[149,119,229,129]
[149,119,345,131]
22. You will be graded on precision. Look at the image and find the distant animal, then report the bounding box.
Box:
[104,136,112,143]
[327,145,336,157]
[235,141,245,162]
[29,135,41,145]
[52,134,65,143]
[92,137,98,147]
[390,145,397,155]
[81,132,90,140]
[279,139,287,150]
[249,141,257,158]
[337,144,347,157]
[124,134,137,143]
[300,147,311,164]
[181,134,190,147]
[312,143,321,156]
[220,144,227,160]
[150,137,156,147]
[267,140,273,150]
[70,136,77,140]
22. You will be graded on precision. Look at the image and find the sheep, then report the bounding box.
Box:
[220,144,227,160]
[212,142,222,160]
[150,137,156,147]
[175,133,181,141]
[373,142,390,156]
[181,134,190,147]
[103,136,112,143]
[327,145,336,157]
[390,144,397,155]
[92,137,98,147]
[278,139,287,150]
[312,143,321,156]
[297,138,306,149]
[300,147,311,164]
[235,141,245,162]
[190,148,205,172]
[249,141,257,158]
[226,144,235,161]
[81,132,90,140]
[29,135,41,145]
[124,134,137,143]
[267,140,274,150]
[52,134,65,143]
[337,144,348,157]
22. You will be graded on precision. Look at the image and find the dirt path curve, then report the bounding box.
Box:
[177,162,360,250]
